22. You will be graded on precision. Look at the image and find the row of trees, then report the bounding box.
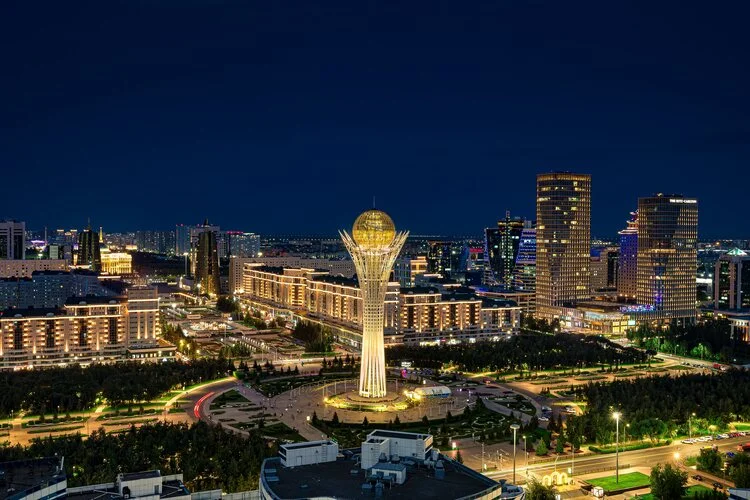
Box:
[569,371,750,445]
[627,318,746,362]
[386,333,647,372]
[0,421,275,493]
[292,321,333,353]
[0,359,233,417]
[697,447,750,487]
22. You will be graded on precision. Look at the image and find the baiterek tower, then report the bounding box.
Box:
[340,209,408,398]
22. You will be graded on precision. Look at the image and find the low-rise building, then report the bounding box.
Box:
[259,429,522,500]
[100,249,133,275]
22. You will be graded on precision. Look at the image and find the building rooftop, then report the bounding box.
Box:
[262,455,501,500]
[0,457,66,500]
[0,307,65,319]
[64,295,125,306]
[312,274,358,287]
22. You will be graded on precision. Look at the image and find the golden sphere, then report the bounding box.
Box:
[352,209,396,249]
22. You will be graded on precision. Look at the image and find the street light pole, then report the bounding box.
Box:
[522,435,528,477]
[613,412,621,484]
[511,424,520,484]
[690,412,695,440]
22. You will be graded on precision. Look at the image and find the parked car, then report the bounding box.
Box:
[712,482,724,490]
[692,474,703,481]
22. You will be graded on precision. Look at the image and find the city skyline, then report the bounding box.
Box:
[3,2,750,237]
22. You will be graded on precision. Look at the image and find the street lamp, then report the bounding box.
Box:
[673,452,680,462]
[690,412,695,440]
[511,424,520,484]
[612,412,621,484]
[522,435,528,477]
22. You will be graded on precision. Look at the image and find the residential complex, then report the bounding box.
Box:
[0,220,26,260]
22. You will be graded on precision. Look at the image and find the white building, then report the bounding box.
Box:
[361,430,433,470]
[279,440,338,467]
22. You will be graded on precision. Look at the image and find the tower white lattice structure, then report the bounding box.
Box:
[340,209,408,398]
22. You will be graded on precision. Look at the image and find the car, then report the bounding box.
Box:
[682,439,696,444]
[720,433,730,439]
[712,482,724,490]
[726,452,736,459]
[539,416,550,422]
[692,474,703,481]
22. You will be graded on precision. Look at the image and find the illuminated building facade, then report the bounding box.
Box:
[0,259,67,278]
[175,224,191,256]
[393,256,428,287]
[225,231,260,257]
[0,220,26,260]
[77,227,102,271]
[636,194,698,324]
[341,210,408,398]
[399,287,520,345]
[484,212,524,288]
[714,249,750,311]
[426,241,461,277]
[590,247,619,292]
[512,224,536,293]
[194,221,221,296]
[617,210,639,299]
[0,288,168,369]
[100,249,132,274]
[535,172,591,319]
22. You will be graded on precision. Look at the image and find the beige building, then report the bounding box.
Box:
[0,287,169,370]
[237,264,520,346]
[100,249,133,275]
[0,259,67,278]
[230,256,355,295]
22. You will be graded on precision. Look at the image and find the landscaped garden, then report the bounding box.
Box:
[587,472,650,492]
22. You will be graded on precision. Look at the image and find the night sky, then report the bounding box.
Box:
[3,1,749,238]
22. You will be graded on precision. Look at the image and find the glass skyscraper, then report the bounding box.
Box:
[636,194,698,324]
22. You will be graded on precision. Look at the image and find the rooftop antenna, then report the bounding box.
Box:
[87,217,91,230]
[373,195,376,209]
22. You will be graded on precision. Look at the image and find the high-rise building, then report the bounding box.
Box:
[513,224,536,292]
[175,224,191,256]
[590,247,619,292]
[617,210,639,300]
[426,241,461,277]
[393,255,428,287]
[225,231,260,257]
[484,212,524,288]
[189,222,220,276]
[341,209,408,398]
[636,194,698,324]
[194,221,221,296]
[714,249,750,311]
[77,227,101,271]
[535,172,592,318]
[0,220,26,260]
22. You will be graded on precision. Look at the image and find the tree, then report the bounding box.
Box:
[455,450,464,464]
[393,415,401,426]
[650,463,687,500]
[525,478,557,500]
[732,464,750,488]
[362,416,369,427]
[422,415,429,425]
[555,437,565,454]
[535,440,548,456]
[331,412,339,425]
[633,418,668,444]
[697,448,723,474]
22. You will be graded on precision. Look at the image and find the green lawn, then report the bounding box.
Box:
[210,389,251,410]
[587,472,650,492]
[733,422,750,431]
[634,485,713,499]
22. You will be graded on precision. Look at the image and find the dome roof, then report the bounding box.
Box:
[352,209,396,249]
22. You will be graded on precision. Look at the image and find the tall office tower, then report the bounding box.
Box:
[0,221,26,260]
[175,224,191,256]
[226,231,260,257]
[341,209,408,398]
[617,210,639,300]
[714,249,750,310]
[77,227,102,271]
[535,172,592,318]
[189,222,220,275]
[484,211,524,288]
[591,247,619,292]
[194,221,221,296]
[513,224,537,291]
[636,194,698,325]
[426,241,461,277]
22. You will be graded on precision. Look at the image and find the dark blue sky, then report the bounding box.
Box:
[2,1,748,238]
